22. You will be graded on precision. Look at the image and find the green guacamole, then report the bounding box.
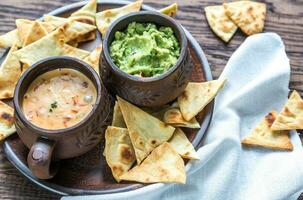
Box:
[110,22,180,77]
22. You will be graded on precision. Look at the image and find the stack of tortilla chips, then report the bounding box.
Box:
[204,0,266,42]
[0,0,178,141]
[104,79,226,183]
[241,90,303,151]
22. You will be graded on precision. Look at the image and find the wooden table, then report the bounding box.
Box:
[0,0,302,199]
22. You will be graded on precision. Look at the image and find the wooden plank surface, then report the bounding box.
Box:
[0,0,303,199]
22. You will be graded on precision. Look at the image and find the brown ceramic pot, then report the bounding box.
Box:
[101,11,192,107]
[13,56,114,179]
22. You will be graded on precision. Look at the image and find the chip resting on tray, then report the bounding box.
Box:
[271,90,303,131]
[178,79,226,121]
[117,96,175,164]
[164,107,200,128]
[69,0,97,25]
[241,111,293,150]
[0,30,21,48]
[223,1,266,35]
[22,21,48,47]
[204,5,238,42]
[111,101,126,128]
[0,101,16,141]
[83,43,102,75]
[120,142,186,184]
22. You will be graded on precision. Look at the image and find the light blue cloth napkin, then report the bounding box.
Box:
[63,33,303,200]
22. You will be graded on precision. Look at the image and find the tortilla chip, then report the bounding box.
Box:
[120,142,186,184]
[105,126,136,182]
[111,101,126,128]
[70,0,97,25]
[160,3,178,17]
[0,43,21,99]
[224,1,266,35]
[169,128,199,160]
[44,16,96,42]
[178,79,226,121]
[22,21,48,47]
[96,0,142,36]
[117,96,175,164]
[164,108,200,128]
[83,44,102,75]
[0,101,16,141]
[205,5,238,42]
[242,111,293,150]
[14,28,89,69]
[0,29,21,48]
[271,91,303,130]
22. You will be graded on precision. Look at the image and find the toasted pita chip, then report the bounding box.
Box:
[271,91,303,130]
[120,142,186,184]
[0,43,21,99]
[83,44,102,75]
[169,128,199,160]
[224,1,266,35]
[105,126,136,182]
[117,96,175,164]
[111,101,126,128]
[164,108,200,128]
[14,28,89,69]
[0,29,21,48]
[205,5,238,42]
[160,3,178,17]
[0,101,16,141]
[44,16,96,42]
[242,111,293,150]
[22,21,48,47]
[70,0,97,25]
[96,0,142,36]
[178,79,226,121]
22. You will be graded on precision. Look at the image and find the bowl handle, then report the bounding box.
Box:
[27,137,58,179]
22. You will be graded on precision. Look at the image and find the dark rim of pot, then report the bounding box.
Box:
[103,11,188,82]
[13,56,102,137]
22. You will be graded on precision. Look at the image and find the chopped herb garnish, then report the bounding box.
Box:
[49,101,58,112]
[49,108,53,112]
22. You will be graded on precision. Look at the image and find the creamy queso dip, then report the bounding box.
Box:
[23,68,97,130]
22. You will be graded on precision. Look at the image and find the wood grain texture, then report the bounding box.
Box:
[0,0,302,199]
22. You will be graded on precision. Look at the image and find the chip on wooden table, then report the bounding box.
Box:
[204,5,238,42]
[271,90,303,131]
[224,1,266,35]
[117,96,175,164]
[0,43,21,100]
[160,3,178,18]
[120,142,186,184]
[241,111,293,150]
[0,101,16,141]
[164,108,200,128]
[178,79,226,121]
[69,0,97,25]
[96,0,143,36]
[169,128,199,160]
[104,126,136,182]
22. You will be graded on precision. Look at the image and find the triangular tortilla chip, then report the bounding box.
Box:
[224,1,266,35]
[160,3,178,18]
[120,142,186,184]
[169,128,199,160]
[70,0,97,25]
[22,21,48,47]
[96,0,142,36]
[164,108,200,128]
[205,5,238,42]
[0,101,16,141]
[178,79,226,121]
[271,90,303,130]
[111,101,126,128]
[0,29,21,48]
[105,126,136,182]
[117,96,175,164]
[44,16,96,42]
[14,28,89,69]
[0,43,21,99]
[83,44,102,75]
[241,111,293,150]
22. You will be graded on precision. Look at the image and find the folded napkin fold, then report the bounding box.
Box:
[63,33,303,200]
